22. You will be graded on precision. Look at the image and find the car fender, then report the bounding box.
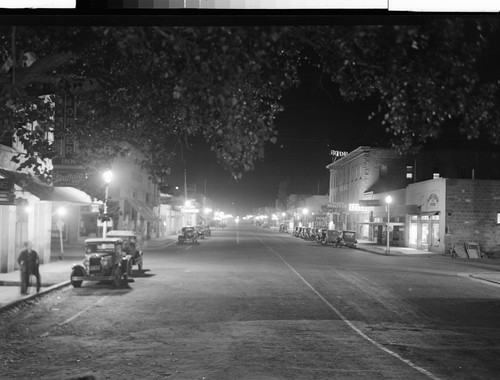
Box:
[121,257,132,271]
[71,263,87,276]
[71,263,85,271]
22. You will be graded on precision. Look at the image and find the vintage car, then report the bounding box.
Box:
[336,230,358,248]
[178,226,198,244]
[106,230,143,275]
[194,225,206,239]
[70,237,131,288]
[326,229,343,246]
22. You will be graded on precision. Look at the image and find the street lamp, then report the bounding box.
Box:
[102,170,113,238]
[385,194,392,254]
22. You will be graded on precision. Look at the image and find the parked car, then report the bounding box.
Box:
[106,230,143,275]
[340,230,358,248]
[195,225,207,239]
[178,226,198,244]
[325,230,342,246]
[70,237,131,288]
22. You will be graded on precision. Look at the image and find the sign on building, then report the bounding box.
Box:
[359,199,381,207]
[0,175,14,205]
[53,94,85,187]
[314,214,329,228]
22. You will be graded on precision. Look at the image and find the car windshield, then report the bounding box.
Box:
[86,243,116,253]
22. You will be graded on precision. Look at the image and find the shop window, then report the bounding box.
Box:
[393,226,400,241]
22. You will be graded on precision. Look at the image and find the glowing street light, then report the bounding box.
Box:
[385,194,393,254]
[102,170,113,238]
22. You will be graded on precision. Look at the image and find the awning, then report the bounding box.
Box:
[128,198,160,222]
[0,169,93,204]
[51,187,93,204]
[419,211,440,216]
[357,222,406,226]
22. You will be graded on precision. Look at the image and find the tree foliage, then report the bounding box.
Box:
[303,18,500,152]
[1,18,500,199]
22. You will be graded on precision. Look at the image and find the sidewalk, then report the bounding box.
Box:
[356,239,500,285]
[0,234,178,312]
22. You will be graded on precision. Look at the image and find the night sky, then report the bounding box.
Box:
[180,65,388,216]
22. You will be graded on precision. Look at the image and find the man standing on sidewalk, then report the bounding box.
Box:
[17,241,41,294]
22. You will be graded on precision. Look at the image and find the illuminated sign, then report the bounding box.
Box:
[359,199,381,207]
[182,208,200,214]
[349,203,367,212]
[328,202,347,209]
[330,150,348,157]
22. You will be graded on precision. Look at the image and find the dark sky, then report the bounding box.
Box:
[178,65,387,216]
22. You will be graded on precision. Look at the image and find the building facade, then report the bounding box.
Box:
[327,146,500,254]
[326,146,410,235]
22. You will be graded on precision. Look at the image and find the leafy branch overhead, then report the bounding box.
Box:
[1,19,499,187]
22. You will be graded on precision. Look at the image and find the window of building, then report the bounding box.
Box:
[406,165,413,180]
[433,168,440,179]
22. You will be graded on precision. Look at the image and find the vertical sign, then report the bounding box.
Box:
[0,174,14,205]
[53,94,86,187]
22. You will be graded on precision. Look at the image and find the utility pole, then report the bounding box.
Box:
[184,168,188,200]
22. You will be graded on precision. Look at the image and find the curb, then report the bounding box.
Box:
[0,280,71,314]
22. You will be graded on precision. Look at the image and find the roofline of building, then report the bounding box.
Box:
[326,146,375,170]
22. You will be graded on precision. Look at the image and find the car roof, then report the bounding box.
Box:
[106,230,137,237]
[85,237,123,244]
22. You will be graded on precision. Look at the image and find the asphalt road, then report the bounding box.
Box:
[1,225,500,380]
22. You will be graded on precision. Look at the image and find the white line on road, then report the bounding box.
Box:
[40,294,110,337]
[257,237,441,380]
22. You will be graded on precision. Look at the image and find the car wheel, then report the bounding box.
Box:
[113,266,122,288]
[70,267,83,288]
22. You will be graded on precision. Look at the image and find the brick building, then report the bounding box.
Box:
[326,146,500,254]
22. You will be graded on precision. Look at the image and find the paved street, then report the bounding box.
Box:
[1,225,500,379]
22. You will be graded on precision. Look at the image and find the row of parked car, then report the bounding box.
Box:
[70,225,213,289]
[177,224,211,244]
[292,226,358,248]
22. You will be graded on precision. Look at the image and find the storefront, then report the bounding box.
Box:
[406,179,445,253]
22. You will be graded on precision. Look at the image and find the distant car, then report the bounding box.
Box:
[70,237,130,288]
[106,230,144,275]
[178,227,198,244]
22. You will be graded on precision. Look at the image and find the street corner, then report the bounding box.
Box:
[459,272,500,287]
